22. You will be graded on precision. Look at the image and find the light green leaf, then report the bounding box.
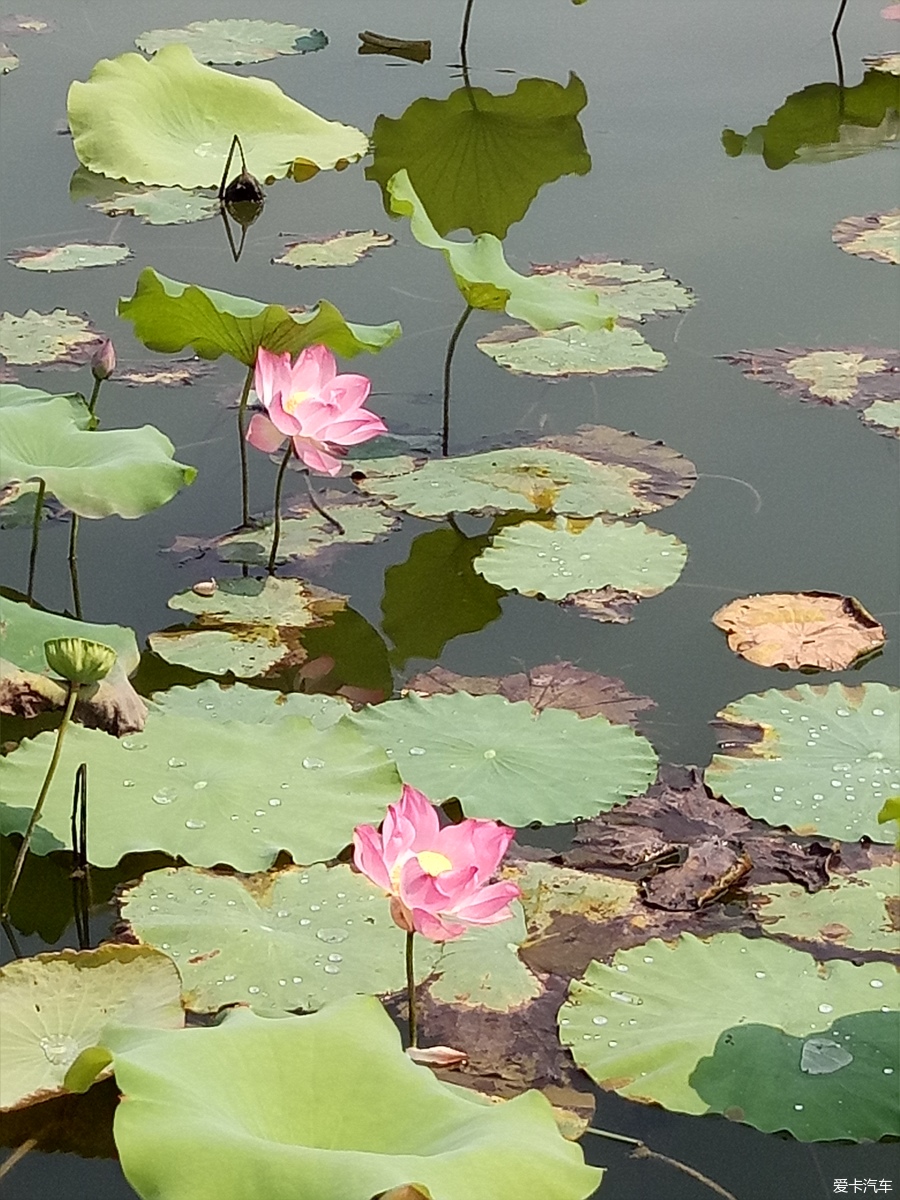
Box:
[273,230,395,269]
[860,399,900,436]
[832,209,900,265]
[559,933,896,1117]
[216,498,400,567]
[68,44,367,187]
[351,691,657,826]
[151,681,349,730]
[0,42,18,74]
[530,258,694,322]
[119,268,400,367]
[0,308,102,366]
[704,682,899,842]
[91,187,221,225]
[426,901,541,1011]
[136,20,327,65]
[0,595,139,676]
[477,324,666,377]
[0,945,183,1112]
[8,242,132,272]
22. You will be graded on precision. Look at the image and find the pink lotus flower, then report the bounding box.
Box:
[352,784,521,942]
[882,3,900,18]
[246,345,386,476]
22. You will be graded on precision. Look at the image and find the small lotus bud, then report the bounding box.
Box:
[44,637,116,685]
[91,338,116,382]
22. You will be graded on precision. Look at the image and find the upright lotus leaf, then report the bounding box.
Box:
[151,681,349,730]
[367,75,591,238]
[832,208,900,264]
[387,171,616,331]
[722,346,900,408]
[0,710,402,870]
[68,44,367,187]
[8,243,132,272]
[136,20,326,65]
[119,268,400,367]
[0,945,183,1112]
[0,308,103,366]
[705,682,899,842]
[350,691,658,826]
[721,69,900,169]
[711,592,886,671]
[82,997,600,1200]
[559,933,896,1122]
[530,258,695,323]
[477,324,666,377]
[273,230,395,269]
[0,596,138,677]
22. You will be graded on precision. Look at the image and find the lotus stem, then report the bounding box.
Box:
[0,1139,38,1182]
[237,362,255,528]
[87,376,102,417]
[831,0,848,37]
[302,469,345,536]
[1,682,79,920]
[405,929,418,1048]
[68,514,83,620]
[70,762,91,950]
[26,479,46,604]
[268,443,295,575]
[459,0,476,68]
[442,305,473,457]
[583,1128,738,1200]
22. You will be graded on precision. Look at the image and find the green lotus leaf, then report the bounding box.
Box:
[8,242,132,272]
[351,691,657,826]
[367,75,590,238]
[119,268,400,367]
[136,20,327,65]
[0,945,183,1112]
[216,498,400,567]
[353,446,665,519]
[273,230,395,269]
[0,308,103,366]
[90,187,221,225]
[425,900,541,1010]
[832,209,900,265]
[68,44,367,187]
[0,393,196,518]
[704,682,899,842]
[151,681,349,730]
[861,399,900,437]
[0,382,85,411]
[83,996,601,1200]
[689,1011,899,1141]
[0,710,402,870]
[559,932,896,1117]
[477,324,666,377]
[0,42,18,73]
[387,170,616,332]
[878,796,900,844]
[530,258,694,322]
[749,866,900,956]
[0,596,138,677]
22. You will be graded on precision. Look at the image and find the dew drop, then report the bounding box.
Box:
[248,986,260,995]
[323,964,341,975]
[122,739,147,751]
[299,918,311,926]
[835,707,850,717]
[884,1068,894,1075]
[592,1016,608,1026]
[755,971,766,979]
[268,798,281,807]
[608,1040,618,1047]
[872,708,885,716]
[818,1003,834,1014]
[327,953,343,963]
[122,779,135,788]
[302,757,325,770]
[315,928,348,943]
[794,1104,804,1111]
[869,979,884,989]
[193,780,208,790]
[152,788,177,805]
[615,964,629,972]
[483,748,497,759]
[185,818,206,830]
[292,976,302,984]
[224,974,236,982]
[168,757,186,768]
[39,1035,78,1066]
[408,746,427,756]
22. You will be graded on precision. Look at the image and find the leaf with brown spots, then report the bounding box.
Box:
[721,346,900,409]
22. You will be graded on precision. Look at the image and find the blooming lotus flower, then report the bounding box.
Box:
[246,345,386,476]
[352,784,521,942]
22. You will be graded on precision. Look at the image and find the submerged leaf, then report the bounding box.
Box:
[832,208,900,264]
[477,324,665,377]
[7,242,131,272]
[136,19,327,65]
[273,230,395,269]
[0,309,103,366]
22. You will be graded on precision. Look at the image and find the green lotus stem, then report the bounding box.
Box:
[26,479,46,604]
[267,443,295,575]
[68,514,83,620]
[442,305,473,457]
[583,1128,738,1200]
[302,469,345,536]
[237,362,255,528]
[87,376,103,417]
[1,682,79,920]
[459,0,476,68]
[405,930,418,1048]
[70,762,91,950]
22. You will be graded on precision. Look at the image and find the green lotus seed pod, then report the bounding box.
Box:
[44,637,116,685]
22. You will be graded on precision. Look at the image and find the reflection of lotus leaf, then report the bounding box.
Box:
[136,19,326,65]
[477,324,666,377]
[367,75,590,238]
[8,242,131,272]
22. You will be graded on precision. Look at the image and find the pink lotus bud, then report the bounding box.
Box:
[91,338,116,381]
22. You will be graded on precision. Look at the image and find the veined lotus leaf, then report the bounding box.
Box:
[704,682,899,842]
[689,1010,899,1141]
[0,42,18,73]
[878,797,900,847]
[151,680,349,730]
[273,230,395,269]
[216,497,400,567]
[80,997,601,1200]
[136,20,326,65]
[118,268,400,367]
[748,866,900,956]
[0,945,183,1112]
[425,900,541,1011]
[711,592,886,671]
[860,398,900,435]
[559,933,896,1118]
[0,709,402,870]
[68,44,367,187]
[832,209,900,264]
[477,324,665,377]
[473,517,688,614]
[863,52,900,75]
[353,446,665,520]
[167,576,345,626]
[0,394,196,518]
[0,595,139,677]
[512,860,639,940]
[91,187,220,225]
[350,691,657,826]
[530,258,694,322]
[387,171,616,332]
[8,242,132,272]
[0,308,103,366]
[367,75,590,238]
[722,69,900,169]
[723,346,900,408]
[0,382,85,410]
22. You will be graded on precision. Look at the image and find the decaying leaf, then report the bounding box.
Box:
[0,659,147,735]
[863,52,900,75]
[0,309,104,366]
[272,230,395,269]
[832,208,900,264]
[711,592,886,671]
[0,15,55,35]
[406,1046,468,1068]
[357,31,431,62]
[722,346,900,408]
[115,359,216,387]
[7,242,132,272]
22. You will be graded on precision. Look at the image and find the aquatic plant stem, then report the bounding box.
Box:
[442,305,473,457]
[302,469,345,535]
[267,443,294,574]
[459,0,476,68]
[0,1140,38,1182]
[406,930,418,1048]
[68,514,83,620]
[583,1128,738,1200]
[236,362,255,528]
[87,376,103,417]
[1,683,79,920]
[70,762,91,950]
[26,479,46,604]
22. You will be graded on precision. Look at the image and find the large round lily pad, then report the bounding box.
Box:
[704,682,899,842]
[529,258,694,322]
[559,932,896,1124]
[0,308,103,366]
[351,691,657,826]
[272,230,395,269]
[151,681,349,730]
[8,242,132,272]
[477,324,666,378]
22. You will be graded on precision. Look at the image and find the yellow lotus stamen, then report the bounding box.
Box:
[416,850,453,876]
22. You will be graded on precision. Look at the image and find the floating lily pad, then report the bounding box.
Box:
[722,346,900,407]
[559,932,895,1120]
[0,945,183,1112]
[832,208,900,264]
[0,309,103,366]
[351,691,657,826]
[216,498,400,567]
[0,594,138,678]
[273,230,395,269]
[477,324,665,377]
[711,592,886,671]
[151,681,349,730]
[704,682,899,842]
[0,708,401,870]
[90,187,220,225]
[7,242,132,272]
[77,997,600,1200]
[136,20,326,65]
[0,43,19,72]
[116,359,216,387]
[0,15,54,35]
[529,258,694,322]
[863,52,900,75]
[68,44,367,188]
[749,866,900,956]
[860,398,900,435]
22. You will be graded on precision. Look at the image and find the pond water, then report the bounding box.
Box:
[1,1,897,1198]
